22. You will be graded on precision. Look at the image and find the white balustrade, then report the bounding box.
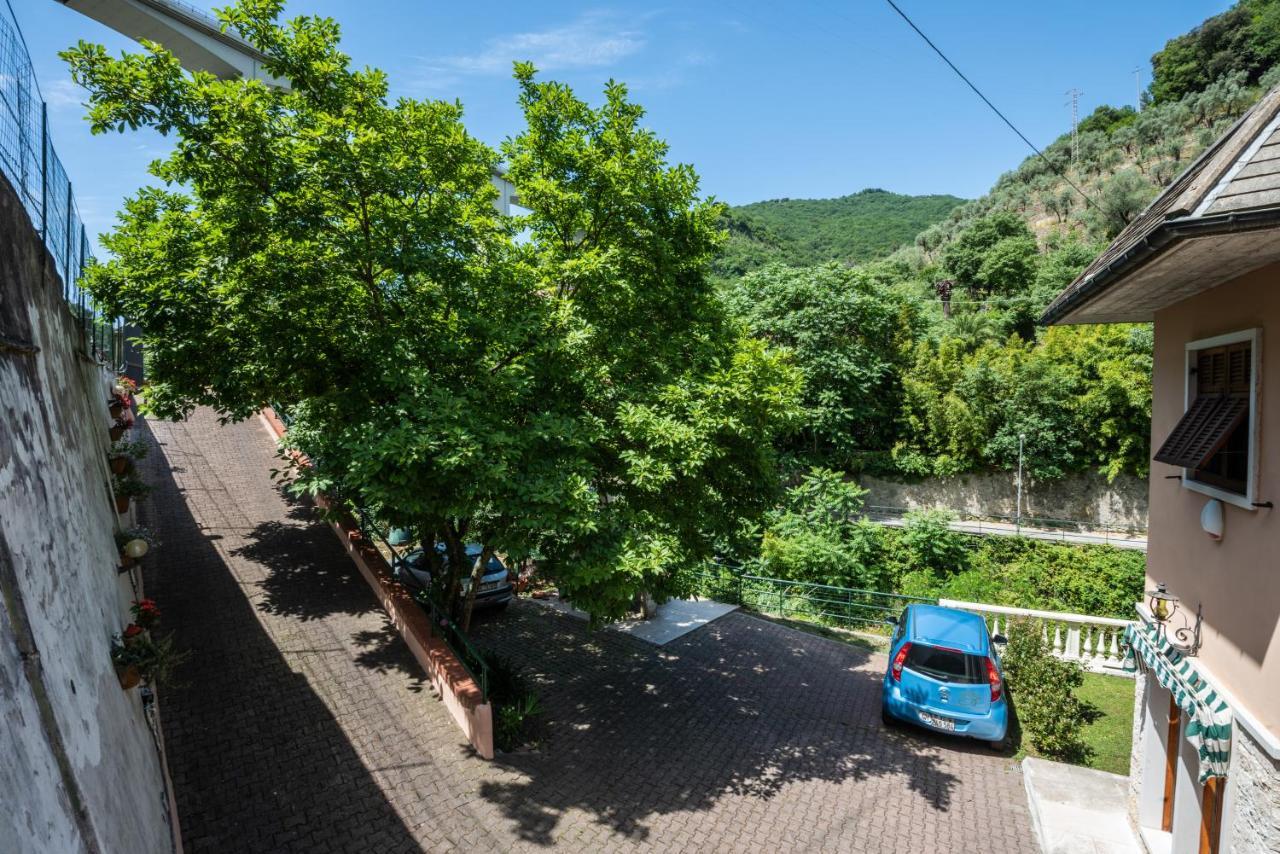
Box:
[938,599,1134,677]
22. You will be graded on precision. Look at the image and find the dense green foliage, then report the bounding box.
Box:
[723,264,918,465]
[755,473,1145,619]
[759,468,885,590]
[714,189,963,278]
[1149,0,1280,104]
[1003,618,1088,760]
[69,0,801,622]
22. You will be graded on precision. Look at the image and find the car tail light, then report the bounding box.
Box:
[985,657,1002,702]
[891,642,912,682]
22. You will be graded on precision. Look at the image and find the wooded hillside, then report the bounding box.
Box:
[714,189,963,278]
[717,0,1280,488]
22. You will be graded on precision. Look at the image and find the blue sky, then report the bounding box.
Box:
[15,0,1231,252]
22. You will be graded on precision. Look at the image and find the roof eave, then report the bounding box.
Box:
[1041,207,1280,325]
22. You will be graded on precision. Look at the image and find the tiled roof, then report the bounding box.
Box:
[1043,84,1280,325]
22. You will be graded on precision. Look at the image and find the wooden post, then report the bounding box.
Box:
[1163,695,1181,833]
[1199,777,1224,854]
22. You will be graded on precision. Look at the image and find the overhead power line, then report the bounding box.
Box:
[882,0,1105,214]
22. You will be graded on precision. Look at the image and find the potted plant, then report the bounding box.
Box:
[109,420,128,442]
[112,473,150,514]
[107,439,147,476]
[110,627,187,690]
[109,397,125,418]
[130,599,161,631]
[114,376,138,410]
[115,526,160,568]
[110,630,144,689]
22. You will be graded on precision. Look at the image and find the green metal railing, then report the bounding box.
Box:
[684,561,934,631]
[349,503,490,702]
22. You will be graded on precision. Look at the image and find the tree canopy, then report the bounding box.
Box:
[67,0,800,622]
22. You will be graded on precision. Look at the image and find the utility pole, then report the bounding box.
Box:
[1134,67,1142,110]
[1065,88,1082,162]
[1015,433,1025,533]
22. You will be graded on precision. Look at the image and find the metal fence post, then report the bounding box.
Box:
[39,102,47,242]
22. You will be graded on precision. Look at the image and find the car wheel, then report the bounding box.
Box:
[881,705,897,728]
[987,736,1007,751]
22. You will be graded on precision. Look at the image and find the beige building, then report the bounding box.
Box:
[1044,86,1280,854]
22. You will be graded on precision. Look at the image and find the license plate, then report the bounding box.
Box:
[480,580,503,592]
[918,712,956,732]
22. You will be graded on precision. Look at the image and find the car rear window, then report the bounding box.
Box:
[905,643,986,684]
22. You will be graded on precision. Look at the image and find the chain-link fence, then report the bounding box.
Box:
[0,1,122,367]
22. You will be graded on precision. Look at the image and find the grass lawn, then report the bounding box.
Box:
[1074,672,1135,775]
[1018,671,1134,775]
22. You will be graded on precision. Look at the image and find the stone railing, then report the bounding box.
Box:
[939,599,1133,676]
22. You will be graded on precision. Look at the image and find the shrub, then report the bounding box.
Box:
[480,651,543,752]
[899,509,967,574]
[1002,617,1087,760]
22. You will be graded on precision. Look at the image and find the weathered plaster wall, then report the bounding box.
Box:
[857,469,1149,530]
[0,171,173,853]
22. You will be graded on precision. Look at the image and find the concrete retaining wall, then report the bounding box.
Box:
[0,172,175,853]
[857,469,1149,530]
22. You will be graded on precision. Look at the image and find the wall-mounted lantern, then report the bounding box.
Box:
[1147,582,1203,655]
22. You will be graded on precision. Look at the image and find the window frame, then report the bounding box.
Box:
[1180,328,1262,510]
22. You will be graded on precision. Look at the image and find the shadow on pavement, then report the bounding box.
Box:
[136,415,423,853]
[470,604,978,846]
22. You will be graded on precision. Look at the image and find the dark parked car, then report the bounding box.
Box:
[392,544,514,611]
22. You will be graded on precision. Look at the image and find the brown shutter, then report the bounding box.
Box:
[1197,347,1227,395]
[1226,342,1251,394]
[1153,395,1249,469]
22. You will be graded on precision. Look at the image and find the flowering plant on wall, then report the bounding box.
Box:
[130,599,161,630]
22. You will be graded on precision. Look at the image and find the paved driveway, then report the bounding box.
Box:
[140,409,1036,853]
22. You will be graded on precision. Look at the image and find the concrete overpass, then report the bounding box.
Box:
[55,0,520,212]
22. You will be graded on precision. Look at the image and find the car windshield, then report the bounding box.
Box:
[905,643,986,684]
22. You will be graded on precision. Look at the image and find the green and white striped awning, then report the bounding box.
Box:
[1123,621,1232,781]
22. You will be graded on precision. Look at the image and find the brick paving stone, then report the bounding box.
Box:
[138,408,1038,853]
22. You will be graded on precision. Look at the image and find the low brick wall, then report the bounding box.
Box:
[259,407,494,759]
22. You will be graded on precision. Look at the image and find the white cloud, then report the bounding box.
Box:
[416,11,646,90]
[43,78,87,111]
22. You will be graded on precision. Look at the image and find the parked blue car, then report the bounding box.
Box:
[881,604,1009,749]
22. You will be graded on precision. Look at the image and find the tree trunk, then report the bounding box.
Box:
[440,522,468,616]
[461,545,494,632]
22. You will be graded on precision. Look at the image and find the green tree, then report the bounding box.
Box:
[899,509,967,574]
[942,212,1039,297]
[760,468,885,589]
[68,0,800,623]
[723,263,917,466]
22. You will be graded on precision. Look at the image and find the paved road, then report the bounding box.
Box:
[138,409,1037,853]
[867,511,1148,551]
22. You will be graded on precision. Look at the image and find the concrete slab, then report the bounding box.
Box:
[1022,757,1143,854]
[530,594,739,645]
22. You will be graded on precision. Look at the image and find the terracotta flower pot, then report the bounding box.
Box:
[109,424,127,442]
[115,495,130,514]
[109,400,124,418]
[109,455,130,476]
[115,664,141,690]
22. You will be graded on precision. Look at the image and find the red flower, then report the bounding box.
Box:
[122,623,145,643]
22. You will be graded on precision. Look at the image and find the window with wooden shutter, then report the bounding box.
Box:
[1159,332,1258,501]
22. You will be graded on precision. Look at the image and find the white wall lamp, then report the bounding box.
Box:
[1201,498,1224,541]
[1147,582,1203,656]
